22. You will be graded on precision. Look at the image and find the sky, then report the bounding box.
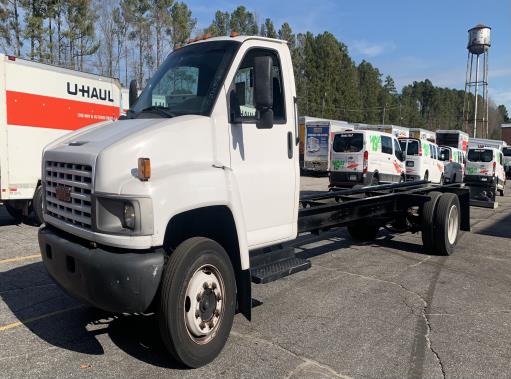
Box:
[185,0,511,111]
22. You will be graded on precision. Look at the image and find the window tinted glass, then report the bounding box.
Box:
[468,149,493,162]
[394,139,402,159]
[231,49,285,122]
[439,147,450,161]
[381,136,392,154]
[132,41,239,117]
[399,140,407,152]
[503,147,511,157]
[332,133,363,153]
[430,144,434,159]
[405,140,419,155]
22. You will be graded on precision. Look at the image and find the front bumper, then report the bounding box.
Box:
[39,226,164,313]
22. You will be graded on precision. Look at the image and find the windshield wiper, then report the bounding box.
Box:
[137,106,177,118]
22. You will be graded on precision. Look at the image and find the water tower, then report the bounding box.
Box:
[463,24,491,138]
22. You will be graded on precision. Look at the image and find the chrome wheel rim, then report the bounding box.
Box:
[184,264,225,344]
[447,205,459,245]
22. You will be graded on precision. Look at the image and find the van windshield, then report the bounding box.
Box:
[438,147,451,161]
[503,147,511,157]
[131,41,240,118]
[468,149,493,162]
[332,133,363,153]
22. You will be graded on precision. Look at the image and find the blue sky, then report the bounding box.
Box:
[186,0,511,111]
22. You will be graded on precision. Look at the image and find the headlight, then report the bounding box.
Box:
[123,202,136,230]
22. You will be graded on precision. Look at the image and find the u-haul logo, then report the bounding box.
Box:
[67,82,114,102]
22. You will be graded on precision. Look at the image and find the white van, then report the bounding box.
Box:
[503,147,511,179]
[465,147,506,196]
[329,130,405,187]
[399,138,444,183]
[438,146,464,183]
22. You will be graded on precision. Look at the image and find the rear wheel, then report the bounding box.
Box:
[4,202,22,223]
[424,171,429,181]
[434,193,460,256]
[371,174,379,186]
[421,191,442,253]
[399,174,405,183]
[347,222,380,241]
[158,237,236,368]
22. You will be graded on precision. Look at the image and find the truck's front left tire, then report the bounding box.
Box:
[158,237,236,368]
[33,186,44,225]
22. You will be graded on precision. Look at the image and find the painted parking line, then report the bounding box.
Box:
[0,305,84,332]
[0,254,40,265]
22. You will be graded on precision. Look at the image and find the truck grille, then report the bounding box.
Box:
[45,161,93,229]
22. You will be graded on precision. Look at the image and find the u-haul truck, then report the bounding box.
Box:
[0,54,121,223]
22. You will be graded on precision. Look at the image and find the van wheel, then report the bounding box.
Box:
[452,174,456,183]
[399,174,405,183]
[4,202,22,224]
[371,175,379,186]
[347,222,379,241]
[424,172,429,181]
[159,237,236,368]
[499,188,505,197]
[439,174,444,185]
[33,186,44,225]
[421,191,442,253]
[434,193,460,256]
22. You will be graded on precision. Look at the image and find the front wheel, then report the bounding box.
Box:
[33,186,44,225]
[158,237,236,368]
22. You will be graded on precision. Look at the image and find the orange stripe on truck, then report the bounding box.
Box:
[6,90,120,131]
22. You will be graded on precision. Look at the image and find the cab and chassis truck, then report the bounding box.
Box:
[38,36,470,368]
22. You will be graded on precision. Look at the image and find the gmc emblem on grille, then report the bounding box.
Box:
[55,186,72,203]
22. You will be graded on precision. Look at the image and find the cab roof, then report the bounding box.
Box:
[185,35,288,47]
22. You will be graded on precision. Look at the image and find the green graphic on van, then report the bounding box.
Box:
[332,160,345,170]
[466,166,477,175]
[369,135,381,152]
[422,143,430,156]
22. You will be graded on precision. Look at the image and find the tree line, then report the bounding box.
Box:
[0,1,508,136]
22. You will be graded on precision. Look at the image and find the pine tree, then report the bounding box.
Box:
[229,6,258,35]
[206,10,230,37]
[169,2,196,49]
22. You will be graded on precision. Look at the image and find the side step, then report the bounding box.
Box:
[250,247,311,284]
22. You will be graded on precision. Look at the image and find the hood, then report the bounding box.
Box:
[43,115,216,194]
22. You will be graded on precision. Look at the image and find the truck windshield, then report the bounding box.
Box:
[468,149,493,162]
[332,133,363,153]
[503,147,511,157]
[438,147,451,161]
[131,41,240,118]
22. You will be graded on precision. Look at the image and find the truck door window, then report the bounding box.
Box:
[230,49,285,123]
[381,136,392,155]
[332,133,363,152]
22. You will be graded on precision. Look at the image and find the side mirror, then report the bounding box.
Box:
[253,56,273,129]
[129,79,138,108]
[400,151,406,161]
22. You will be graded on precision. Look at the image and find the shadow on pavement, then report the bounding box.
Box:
[475,212,511,239]
[0,261,185,369]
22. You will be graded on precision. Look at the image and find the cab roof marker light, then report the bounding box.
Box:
[230,31,239,37]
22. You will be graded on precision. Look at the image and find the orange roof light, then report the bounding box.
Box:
[230,31,239,37]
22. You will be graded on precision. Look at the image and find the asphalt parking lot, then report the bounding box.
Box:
[1,177,511,378]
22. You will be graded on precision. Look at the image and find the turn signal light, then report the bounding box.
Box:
[138,158,151,181]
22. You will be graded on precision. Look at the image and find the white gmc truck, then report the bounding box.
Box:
[38,36,470,368]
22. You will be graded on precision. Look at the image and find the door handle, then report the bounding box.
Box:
[287,131,293,159]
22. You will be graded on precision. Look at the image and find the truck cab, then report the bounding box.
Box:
[39,36,299,367]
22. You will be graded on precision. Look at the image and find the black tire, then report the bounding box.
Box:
[434,193,460,256]
[421,191,442,253]
[399,174,405,183]
[158,237,236,368]
[439,174,444,185]
[424,171,429,181]
[452,174,456,183]
[4,202,23,223]
[347,222,379,241]
[371,174,379,186]
[33,186,44,225]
